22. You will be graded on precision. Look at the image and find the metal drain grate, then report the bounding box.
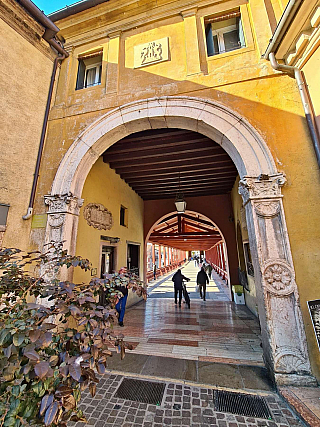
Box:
[214,390,272,419]
[115,378,166,405]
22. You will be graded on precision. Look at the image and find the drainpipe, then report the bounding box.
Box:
[269,52,320,169]
[263,0,302,59]
[18,0,69,219]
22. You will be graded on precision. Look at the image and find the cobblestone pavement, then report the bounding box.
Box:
[73,373,304,427]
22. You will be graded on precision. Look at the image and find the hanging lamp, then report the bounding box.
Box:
[174,172,186,213]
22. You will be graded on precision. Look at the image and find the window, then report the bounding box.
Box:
[120,206,128,227]
[243,242,254,277]
[205,11,245,57]
[76,52,102,90]
[0,204,9,227]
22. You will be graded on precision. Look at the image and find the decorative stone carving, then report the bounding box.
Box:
[83,203,113,230]
[42,194,84,282]
[263,261,293,295]
[45,193,83,217]
[255,201,280,217]
[134,38,169,68]
[275,352,311,373]
[239,174,286,205]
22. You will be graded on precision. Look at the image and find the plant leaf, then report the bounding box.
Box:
[13,333,25,347]
[3,344,12,359]
[55,385,73,398]
[24,349,40,362]
[69,363,81,381]
[62,394,75,411]
[44,401,58,426]
[40,394,54,416]
[29,329,41,343]
[35,361,50,379]
[89,382,96,397]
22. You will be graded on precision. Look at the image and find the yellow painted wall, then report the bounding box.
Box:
[0,16,53,251]
[73,157,144,285]
[27,0,320,379]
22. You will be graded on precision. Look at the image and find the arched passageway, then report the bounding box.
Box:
[45,96,313,385]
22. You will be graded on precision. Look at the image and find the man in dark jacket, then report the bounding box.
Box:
[197,267,209,301]
[172,269,190,307]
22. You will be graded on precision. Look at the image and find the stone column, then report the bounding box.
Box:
[43,193,83,282]
[239,174,315,385]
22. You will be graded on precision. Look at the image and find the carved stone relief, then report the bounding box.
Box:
[134,37,169,68]
[83,203,113,230]
[263,261,293,295]
[255,201,280,217]
[239,174,286,205]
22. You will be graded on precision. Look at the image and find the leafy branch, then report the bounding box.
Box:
[0,244,147,426]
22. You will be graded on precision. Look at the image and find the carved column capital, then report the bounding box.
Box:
[238,174,286,205]
[44,193,84,217]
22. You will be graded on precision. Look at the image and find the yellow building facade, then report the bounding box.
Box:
[1,0,320,384]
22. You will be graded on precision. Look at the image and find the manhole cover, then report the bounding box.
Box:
[115,378,166,405]
[214,390,272,419]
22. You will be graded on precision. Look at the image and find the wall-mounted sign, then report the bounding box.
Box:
[307,299,320,351]
[134,37,169,68]
[83,203,113,230]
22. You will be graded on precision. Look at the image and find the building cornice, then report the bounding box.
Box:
[58,0,246,49]
[0,0,55,60]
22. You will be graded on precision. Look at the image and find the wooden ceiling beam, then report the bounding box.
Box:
[128,170,237,185]
[118,162,235,178]
[131,177,235,191]
[109,150,229,170]
[138,184,232,196]
[104,140,220,162]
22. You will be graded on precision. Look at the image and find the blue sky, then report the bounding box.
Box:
[33,0,75,14]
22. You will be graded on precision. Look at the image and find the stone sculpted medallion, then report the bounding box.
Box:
[264,261,293,295]
[83,203,113,230]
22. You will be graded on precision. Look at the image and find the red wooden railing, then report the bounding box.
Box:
[146,260,185,283]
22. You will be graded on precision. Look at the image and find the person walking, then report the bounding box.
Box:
[153,263,157,280]
[197,266,209,301]
[172,269,190,307]
[115,284,128,327]
[207,262,213,280]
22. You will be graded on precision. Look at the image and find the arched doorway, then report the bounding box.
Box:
[145,211,232,300]
[44,96,313,385]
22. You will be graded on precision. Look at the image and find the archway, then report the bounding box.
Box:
[44,96,313,385]
[144,210,233,300]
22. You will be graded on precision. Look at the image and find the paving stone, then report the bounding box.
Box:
[73,373,304,427]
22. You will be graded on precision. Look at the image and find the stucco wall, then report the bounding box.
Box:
[73,157,144,290]
[0,16,53,251]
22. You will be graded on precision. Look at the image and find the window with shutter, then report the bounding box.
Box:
[205,10,246,57]
[76,52,103,90]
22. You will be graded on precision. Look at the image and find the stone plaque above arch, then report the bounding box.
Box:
[83,203,113,230]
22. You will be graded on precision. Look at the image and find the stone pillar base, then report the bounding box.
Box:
[275,373,318,387]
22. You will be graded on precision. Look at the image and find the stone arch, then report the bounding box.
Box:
[51,96,277,197]
[45,96,314,385]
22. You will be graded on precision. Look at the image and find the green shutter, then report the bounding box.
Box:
[76,59,85,90]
